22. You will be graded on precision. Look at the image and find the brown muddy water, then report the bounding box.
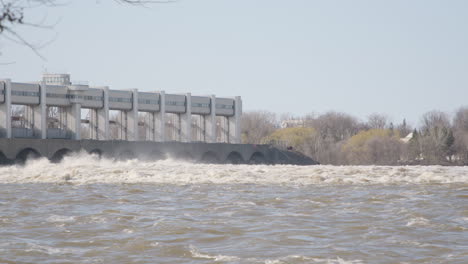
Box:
[0,153,467,263]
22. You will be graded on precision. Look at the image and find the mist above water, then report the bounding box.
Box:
[0,152,467,185]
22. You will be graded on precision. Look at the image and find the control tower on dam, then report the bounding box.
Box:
[0,74,317,165]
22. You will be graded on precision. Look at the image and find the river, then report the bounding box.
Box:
[0,153,467,263]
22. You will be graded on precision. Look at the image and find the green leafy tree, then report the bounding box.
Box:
[343,129,402,165]
[262,127,316,156]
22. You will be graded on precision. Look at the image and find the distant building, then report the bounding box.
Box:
[400,132,414,143]
[42,73,71,85]
[280,119,305,128]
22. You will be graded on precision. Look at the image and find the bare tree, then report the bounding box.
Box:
[241,111,277,144]
[365,136,402,165]
[453,107,468,163]
[419,110,453,163]
[242,108,468,165]
[311,111,360,142]
[420,110,450,132]
[396,118,412,137]
[367,113,389,130]
[301,111,360,164]
[312,135,347,165]
[0,0,173,58]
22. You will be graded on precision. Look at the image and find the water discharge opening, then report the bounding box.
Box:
[149,150,165,161]
[177,152,194,162]
[89,149,103,158]
[0,151,10,165]
[200,151,219,164]
[15,148,41,164]
[117,150,135,161]
[50,148,72,163]
[226,151,244,164]
[249,152,266,164]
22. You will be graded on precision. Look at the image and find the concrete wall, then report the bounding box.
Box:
[165,94,186,113]
[108,90,133,110]
[46,85,69,106]
[191,96,210,115]
[0,138,284,165]
[11,83,40,105]
[81,88,104,109]
[215,98,235,116]
[138,92,160,112]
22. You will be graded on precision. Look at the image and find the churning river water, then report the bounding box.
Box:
[0,153,467,264]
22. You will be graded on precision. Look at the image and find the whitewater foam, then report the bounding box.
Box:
[0,152,466,185]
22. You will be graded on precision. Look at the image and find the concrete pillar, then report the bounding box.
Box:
[180,93,191,142]
[0,79,12,138]
[145,112,155,141]
[97,87,109,140]
[66,103,81,140]
[155,91,166,142]
[219,116,228,143]
[59,107,67,131]
[197,116,203,142]
[117,111,127,140]
[175,114,181,141]
[229,96,242,144]
[205,95,217,143]
[32,82,47,139]
[127,89,139,141]
[24,106,34,131]
[89,109,98,140]
[194,115,202,142]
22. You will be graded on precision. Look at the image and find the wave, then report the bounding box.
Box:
[0,152,466,185]
[189,245,364,264]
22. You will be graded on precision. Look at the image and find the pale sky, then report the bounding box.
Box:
[1,0,467,126]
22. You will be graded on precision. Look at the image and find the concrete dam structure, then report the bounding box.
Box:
[0,138,313,165]
[0,74,240,143]
[0,74,316,165]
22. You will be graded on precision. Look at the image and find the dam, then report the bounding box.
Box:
[0,74,316,165]
[0,73,241,143]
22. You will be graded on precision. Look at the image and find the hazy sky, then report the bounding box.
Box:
[1,0,467,126]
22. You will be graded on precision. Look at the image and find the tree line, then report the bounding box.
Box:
[241,108,468,166]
